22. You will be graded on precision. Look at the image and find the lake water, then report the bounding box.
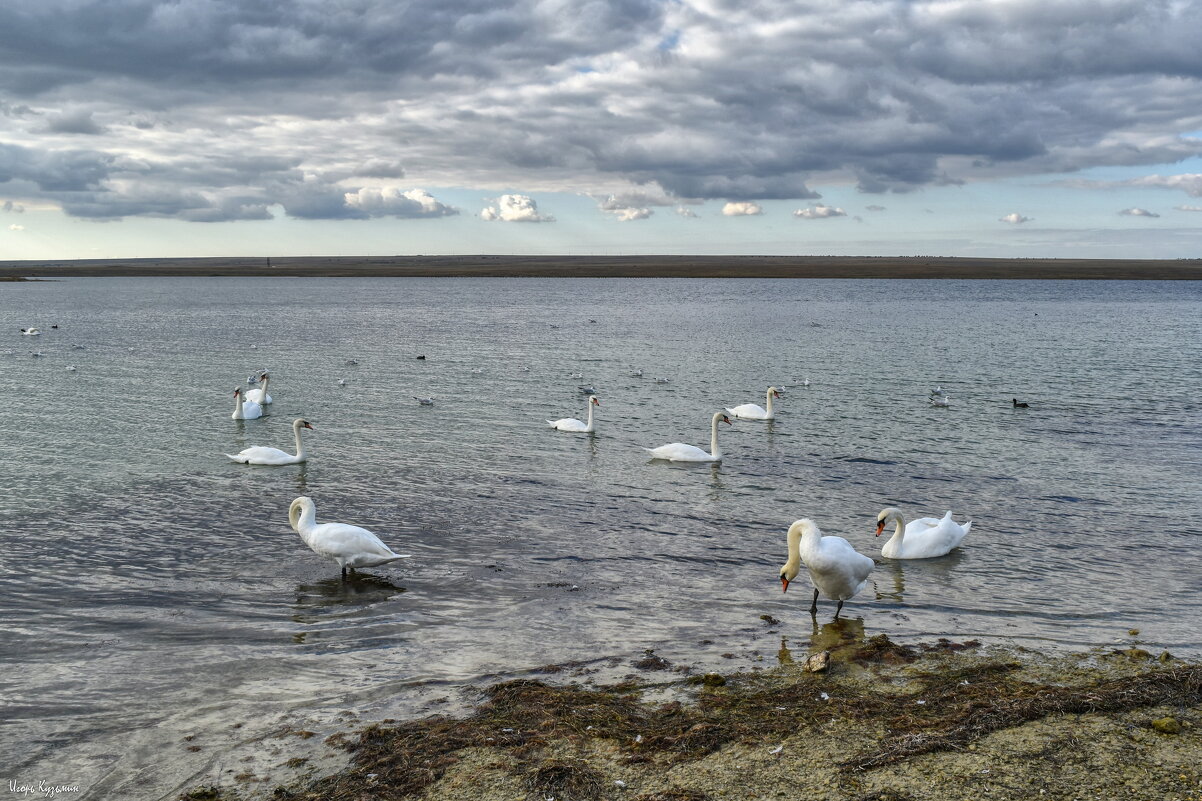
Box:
[2,277,1200,798]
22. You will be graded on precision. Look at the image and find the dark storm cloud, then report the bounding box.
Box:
[1,0,1201,220]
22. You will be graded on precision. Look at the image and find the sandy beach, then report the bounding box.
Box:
[3,255,1202,280]
[176,630,1201,801]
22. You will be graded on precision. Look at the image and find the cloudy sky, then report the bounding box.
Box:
[2,0,1201,259]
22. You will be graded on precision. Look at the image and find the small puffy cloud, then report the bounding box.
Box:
[3,200,24,213]
[614,207,652,221]
[45,109,106,135]
[1119,207,1160,218]
[675,206,698,218]
[721,201,762,217]
[793,204,846,219]
[344,187,458,218]
[9,223,24,231]
[1176,205,1202,212]
[481,194,554,222]
[999,212,1033,224]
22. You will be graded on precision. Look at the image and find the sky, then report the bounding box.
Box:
[2,0,1201,260]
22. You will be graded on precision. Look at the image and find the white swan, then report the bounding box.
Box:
[875,508,971,559]
[549,395,599,432]
[245,371,273,405]
[726,386,781,420]
[288,496,411,578]
[645,412,731,462]
[231,387,263,420]
[20,328,40,336]
[227,418,313,465]
[780,519,874,618]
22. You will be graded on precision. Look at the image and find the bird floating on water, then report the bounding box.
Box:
[780,519,873,618]
[231,387,263,420]
[645,412,731,463]
[875,508,972,559]
[414,396,434,405]
[245,371,273,405]
[726,387,781,420]
[549,396,599,433]
[228,418,313,465]
[20,328,40,336]
[288,495,410,579]
[1012,398,1030,408]
[929,395,950,407]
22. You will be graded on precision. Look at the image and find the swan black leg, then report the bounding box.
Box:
[835,600,844,619]
[810,589,819,615]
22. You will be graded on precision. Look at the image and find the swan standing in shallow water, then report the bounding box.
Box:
[245,371,273,405]
[231,387,263,420]
[726,386,781,420]
[645,412,731,462]
[549,395,600,432]
[227,418,313,465]
[288,496,411,578]
[875,508,971,559]
[780,519,874,618]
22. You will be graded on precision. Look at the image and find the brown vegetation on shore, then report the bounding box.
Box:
[5,255,1202,280]
[179,635,1202,801]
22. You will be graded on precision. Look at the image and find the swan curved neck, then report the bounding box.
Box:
[234,392,243,417]
[765,388,775,416]
[888,514,905,546]
[293,423,307,458]
[710,413,723,459]
[786,525,803,570]
[294,502,316,536]
[585,400,595,431]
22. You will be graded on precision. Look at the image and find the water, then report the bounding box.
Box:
[2,277,1200,798]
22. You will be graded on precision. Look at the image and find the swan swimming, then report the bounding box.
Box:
[231,387,263,420]
[875,508,972,559]
[780,519,874,618]
[227,418,314,465]
[726,387,781,420]
[20,328,40,336]
[645,412,731,462]
[288,496,411,578]
[245,371,273,405]
[549,395,600,432]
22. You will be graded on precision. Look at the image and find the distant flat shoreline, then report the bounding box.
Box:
[3,255,1201,279]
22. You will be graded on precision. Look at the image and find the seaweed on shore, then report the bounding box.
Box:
[229,641,1202,801]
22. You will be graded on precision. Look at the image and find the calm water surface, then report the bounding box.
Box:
[2,277,1200,798]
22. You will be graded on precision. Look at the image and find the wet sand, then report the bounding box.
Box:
[4,255,1202,279]
[177,632,1202,801]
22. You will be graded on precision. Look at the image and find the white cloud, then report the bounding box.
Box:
[343,187,457,218]
[675,207,698,218]
[9,223,24,231]
[1119,207,1160,218]
[1131,174,1202,197]
[999,212,1033,224]
[722,201,762,217]
[481,194,554,223]
[1175,205,1202,212]
[614,207,652,221]
[3,200,25,213]
[793,204,846,219]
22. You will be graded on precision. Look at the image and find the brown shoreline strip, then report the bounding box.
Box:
[4,255,1202,280]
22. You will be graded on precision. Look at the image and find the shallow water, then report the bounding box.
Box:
[2,277,1200,798]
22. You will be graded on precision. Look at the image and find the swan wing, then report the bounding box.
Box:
[726,403,768,419]
[227,446,297,465]
[245,388,273,404]
[549,417,587,431]
[806,534,874,600]
[307,522,409,566]
[645,443,714,461]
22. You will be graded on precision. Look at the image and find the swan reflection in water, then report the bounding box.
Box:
[292,573,407,617]
[874,549,967,604]
[777,617,869,666]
